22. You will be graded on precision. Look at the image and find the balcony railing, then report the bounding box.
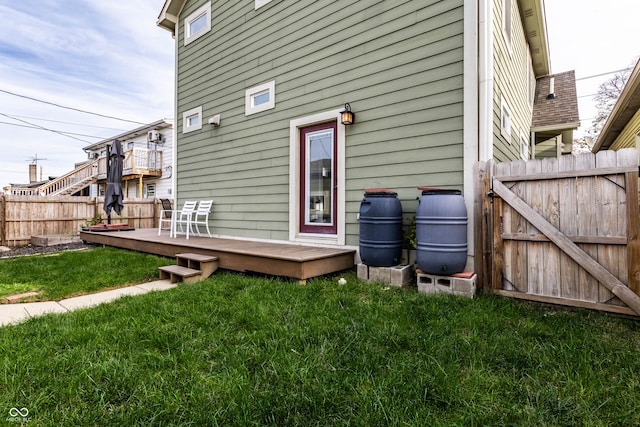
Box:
[96,148,163,179]
[8,148,163,196]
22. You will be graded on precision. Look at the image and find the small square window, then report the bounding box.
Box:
[245,80,276,116]
[255,0,273,9]
[183,106,203,133]
[500,98,512,140]
[184,3,211,46]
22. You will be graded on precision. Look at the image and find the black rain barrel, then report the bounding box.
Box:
[359,189,403,267]
[416,187,467,274]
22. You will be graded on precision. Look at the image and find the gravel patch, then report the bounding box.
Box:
[0,242,98,259]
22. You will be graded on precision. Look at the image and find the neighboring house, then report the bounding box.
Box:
[83,119,175,199]
[156,0,573,267]
[531,71,580,158]
[5,119,175,199]
[592,59,640,153]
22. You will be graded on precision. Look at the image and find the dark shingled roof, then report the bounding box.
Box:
[532,70,580,129]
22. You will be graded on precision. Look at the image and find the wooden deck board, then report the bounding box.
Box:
[80,228,355,280]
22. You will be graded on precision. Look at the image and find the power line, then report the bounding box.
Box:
[4,114,127,132]
[0,120,104,139]
[576,67,632,81]
[0,88,146,125]
[0,113,95,144]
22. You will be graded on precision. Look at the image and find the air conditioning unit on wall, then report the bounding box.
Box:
[147,130,162,142]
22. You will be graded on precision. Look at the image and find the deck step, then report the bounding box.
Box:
[158,265,202,284]
[175,253,218,279]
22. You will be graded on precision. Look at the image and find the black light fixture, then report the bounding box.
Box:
[340,103,355,125]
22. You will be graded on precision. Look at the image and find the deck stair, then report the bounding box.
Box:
[159,252,219,284]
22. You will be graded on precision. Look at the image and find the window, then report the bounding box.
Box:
[500,98,512,140]
[184,3,211,46]
[127,142,134,150]
[255,0,273,9]
[245,80,275,116]
[502,0,512,48]
[146,183,156,198]
[520,132,530,160]
[182,106,203,133]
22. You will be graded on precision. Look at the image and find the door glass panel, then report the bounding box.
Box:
[305,129,334,227]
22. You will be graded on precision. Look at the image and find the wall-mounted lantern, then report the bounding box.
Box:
[340,103,355,125]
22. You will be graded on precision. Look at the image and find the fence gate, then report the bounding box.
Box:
[478,148,640,316]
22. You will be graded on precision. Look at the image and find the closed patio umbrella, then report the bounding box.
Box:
[103,139,124,224]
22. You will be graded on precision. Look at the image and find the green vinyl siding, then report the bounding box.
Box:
[610,109,640,151]
[174,0,464,244]
[492,0,534,162]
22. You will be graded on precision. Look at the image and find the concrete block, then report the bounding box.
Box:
[416,271,476,298]
[389,264,414,287]
[356,263,369,281]
[416,272,437,294]
[369,266,391,284]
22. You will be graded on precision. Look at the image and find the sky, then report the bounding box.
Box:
[545,0,640,138]
[0,1,639,188]
[0,0,174,187]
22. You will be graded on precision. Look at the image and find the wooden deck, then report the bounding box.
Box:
[79,228,355,281]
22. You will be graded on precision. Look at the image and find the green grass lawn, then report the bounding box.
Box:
[0,267,639,426]
[0,247,173,301]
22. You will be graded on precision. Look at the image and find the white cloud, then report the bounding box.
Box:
[0,0,174,186]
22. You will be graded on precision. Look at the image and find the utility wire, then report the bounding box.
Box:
[3,114,127,132]
[0,113,95,144]
[0,88,146,125]
[0,120,104,139]
[575,67,632,81]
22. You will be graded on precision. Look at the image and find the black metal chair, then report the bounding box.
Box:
[157,199,173,235]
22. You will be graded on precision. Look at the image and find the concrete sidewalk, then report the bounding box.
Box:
[0,280,177,327]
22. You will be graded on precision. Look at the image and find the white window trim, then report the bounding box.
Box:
[289,109,346,245]
[502,0,512,51]
[519,131,529,160]
[245,80,276,116]
[182,106,203,134]
[184,2,211,46]
[500,97,512,140]
[255,0,273,10]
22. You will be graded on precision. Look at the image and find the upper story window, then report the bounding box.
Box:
[245,80,276,116]
[502,0,512,49]
[500,98,512,140]
[255,0,273,9]
[183,106,203,133]
[184,3,211,46]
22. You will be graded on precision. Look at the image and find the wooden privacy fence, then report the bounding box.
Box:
[477,148,640,316]
[0,196,161,247]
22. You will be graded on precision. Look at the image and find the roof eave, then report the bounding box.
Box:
[157,0,186,35]
[519,0,551,76]
[593,59,640,152]
[82,119,173,151]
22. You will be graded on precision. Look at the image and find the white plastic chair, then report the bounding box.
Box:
[191,200,213,237]
[174,200,197,238]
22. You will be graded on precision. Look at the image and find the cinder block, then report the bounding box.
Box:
[435,277,453,294]
[369,266,391,284]
[389,264,414,287]
[416,272,437,294]
[452,273,477,298]
[416,270,476,298]
[356,263,369,281]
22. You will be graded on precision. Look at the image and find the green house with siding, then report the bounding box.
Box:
[157,0,567,269]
